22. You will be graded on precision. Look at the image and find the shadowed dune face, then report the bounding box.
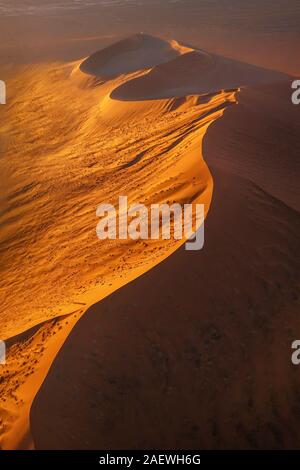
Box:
[31,81,300,450]
[203,82,300,212]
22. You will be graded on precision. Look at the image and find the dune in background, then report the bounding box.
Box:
[32,81,300,450]
[0,32,298,449]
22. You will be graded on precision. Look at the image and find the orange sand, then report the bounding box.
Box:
[0,34,293,449]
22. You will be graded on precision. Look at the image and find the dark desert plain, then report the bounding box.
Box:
[0,0,300,450]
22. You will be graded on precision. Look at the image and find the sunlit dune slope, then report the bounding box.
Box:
[31,81,300,450]
[0,35,237,449]
[80,33,192,78]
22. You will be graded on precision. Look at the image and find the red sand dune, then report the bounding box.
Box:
[1,33,299,449]
[111,47,290,101]
[80,33,192,79]
[31,81,300,450]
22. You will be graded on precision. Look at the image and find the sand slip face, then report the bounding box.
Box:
[0,33,294,449]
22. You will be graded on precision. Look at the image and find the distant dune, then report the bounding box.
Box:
[0,34,299,449]
[111,48,290,101]
[0,34,226,448]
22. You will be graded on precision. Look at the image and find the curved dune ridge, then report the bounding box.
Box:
[0,33,297,449]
